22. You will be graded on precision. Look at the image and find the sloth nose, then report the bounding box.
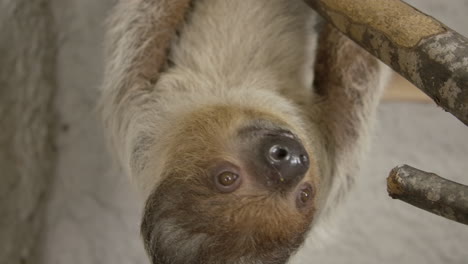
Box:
[259,133,309,187]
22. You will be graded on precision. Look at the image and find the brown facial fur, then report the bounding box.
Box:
[141,105,318,264]
[102,0,390,262]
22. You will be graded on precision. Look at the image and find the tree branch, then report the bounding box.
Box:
[304,0,468,126]
[387,165,468,225]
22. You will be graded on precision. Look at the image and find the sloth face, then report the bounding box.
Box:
[141,105,318,264]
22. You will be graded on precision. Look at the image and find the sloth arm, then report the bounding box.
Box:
[101,0,193,141]
[101,0,194,175]
[312,24,389,199]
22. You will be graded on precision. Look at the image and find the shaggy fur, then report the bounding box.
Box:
[101,0,390,263]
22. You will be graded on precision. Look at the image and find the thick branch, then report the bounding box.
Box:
[387,165,468,225]
[304,0,468,126]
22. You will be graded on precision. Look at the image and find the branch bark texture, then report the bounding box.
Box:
[304,0,468,126]
[387,165,468,225]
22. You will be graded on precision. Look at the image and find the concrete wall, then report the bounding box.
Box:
[0,1,57,263]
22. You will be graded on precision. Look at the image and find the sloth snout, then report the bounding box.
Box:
[258,132,309,188]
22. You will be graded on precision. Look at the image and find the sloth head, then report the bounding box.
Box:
[141,104,318,264]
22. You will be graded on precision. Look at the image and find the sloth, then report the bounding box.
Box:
[100,0,390,263]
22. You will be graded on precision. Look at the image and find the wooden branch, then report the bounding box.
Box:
[387,165,468,225]
[304,0,468,126]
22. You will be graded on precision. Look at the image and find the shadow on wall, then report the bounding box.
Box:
[0,1,57,264]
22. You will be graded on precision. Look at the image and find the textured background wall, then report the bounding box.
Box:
[1,1,467,264]
[0,1,57,263]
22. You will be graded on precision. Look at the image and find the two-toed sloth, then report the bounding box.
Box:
[101,0,390,263]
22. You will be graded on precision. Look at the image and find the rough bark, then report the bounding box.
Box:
[387,165,468,225]
[0,0,57,263]
[304,0,468,126]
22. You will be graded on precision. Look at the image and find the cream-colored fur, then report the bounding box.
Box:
[101,0,391,263]
[102,0,319,197]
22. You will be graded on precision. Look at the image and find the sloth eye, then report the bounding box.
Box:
[214,170,241,193]
[211,162,242,193]
[297,183,313,207]
[299,189,311,203]
[218,171,239,186]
